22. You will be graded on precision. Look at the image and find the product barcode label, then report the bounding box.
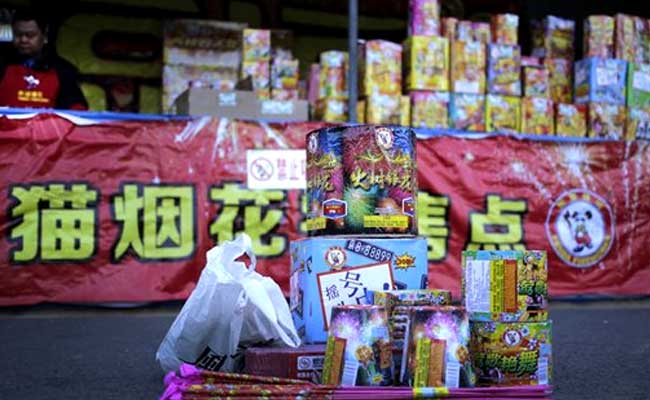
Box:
[465,259,491,313]
[340,356,359,386]
[445,360,461,388]
[537,356,549,385]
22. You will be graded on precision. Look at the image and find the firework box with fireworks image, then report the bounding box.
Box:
[486,95,521,133]
[469,321,552,386]
[462,250,548,323]
[450,93,485,131]
[290,236,428,343]
[487,44,522,96]
[410,91,450,129]
[575,57,628,105]
[522,65,550,98]
[627,63,650,109]
[342,125,418,235]
[545,58,573,104]
[451,40,487,94]
[369,289,452,383]
[403,35,449,92]
[322,305,394,386]
[521,97,554,135]
[360,40,402,97]
[404,306,475,388]
[626,107,650,140]
[587,102,626,139]
[555,103,587,137]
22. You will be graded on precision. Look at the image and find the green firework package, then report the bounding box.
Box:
[306,125,418,235]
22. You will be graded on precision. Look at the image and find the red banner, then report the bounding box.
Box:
[1,113,649,306]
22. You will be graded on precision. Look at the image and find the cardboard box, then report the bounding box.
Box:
[410,91,450,129]
[244,345,326,383]
[486,95,521,133]
[627,107,650,140]
[627,63,650,108]
[174,88,308,120]
[545,58,573,103]
[523,66,550,98]
[361,40,403,96]
[450,93,485,131]
[487,44,521,96]
[404,36,449,92]
[470,321,552,387]
[522,97,554,135]
[491,14,519,45]
[290,236,429,343]
[408,0,440,36]
[575,58,627,105]
[588,103,626,139]
[451,40,486,94]
[555,103,587,137]
[462,250,549,322]
[584,16,615,58]
[242,29,270,61]
[162,64,238,113]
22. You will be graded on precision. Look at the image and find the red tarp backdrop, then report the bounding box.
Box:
[1,114,649,306]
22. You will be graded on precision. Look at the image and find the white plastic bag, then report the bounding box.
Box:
[156,233,300,373]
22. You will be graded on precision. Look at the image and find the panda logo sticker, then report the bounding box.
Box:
[308,133,319,154]
[375,127,394,150]
[545,189,615,268]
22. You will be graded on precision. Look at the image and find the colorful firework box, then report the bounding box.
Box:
[441,17,458,41]
[461,250,548,323]
[244,345,327,383]
[523,66,550,98]
[366,94,401,125]
[522,97,554,135]
[588,103,626,139]
[545,58,573,103]
[404,36,449,92]
[487,44,521,96]
[575,58,627,105]
[271,58,299,90]
[627,63,650,109]
[408,0,440,36]
[457,21,491,43]
[451,40,486,94]
[319,51,348,100]
[314,98,347,122]
[627,107,650,140]
[400,96,411,127]
[636,18,650,64]
[486,95,520,133]
[521,56,541,67]
[450,94,485,131]
[322,305,394,386]
[290,236,428,343]
[405,306,475,388]
[615,14,638,63]
[584,16,615,58]
[555,103,587,137]
[357,99,366,124]
[470,321,552,387]
[271,89,299,101]
[410,91,450,129]
[532,16,575,60]
[491,14,519,45]
[360,40,402,96]
[242,29,270,61]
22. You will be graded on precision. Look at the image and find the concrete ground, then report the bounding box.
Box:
[1,300,649,400]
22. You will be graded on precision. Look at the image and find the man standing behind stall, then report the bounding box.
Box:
[0,10,87,110]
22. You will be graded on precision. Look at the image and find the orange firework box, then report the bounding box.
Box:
[486,95,521,133]
[545,58,572,103]
[450,93,485,131]
[523,66,550,98]
[491,13,519,45]
[588,103,626,139]
[242,29,271,61]
[584,16,615,58]
[410,91,450,129]
[555,103,587,137]
[522,97,554,135]
[404,36,449,92]
[451,40,487,94]
[360,40,402,96]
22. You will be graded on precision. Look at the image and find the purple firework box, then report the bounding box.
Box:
[290,236,428,343]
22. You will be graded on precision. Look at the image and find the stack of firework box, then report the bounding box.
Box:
[240,29,300,101]
[314,51,349,122]
[462,250,552,387]
[359,39,403,125]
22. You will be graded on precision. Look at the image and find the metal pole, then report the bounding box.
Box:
[348,0,358,123]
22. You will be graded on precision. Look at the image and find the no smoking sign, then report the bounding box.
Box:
[246,149,306,190]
